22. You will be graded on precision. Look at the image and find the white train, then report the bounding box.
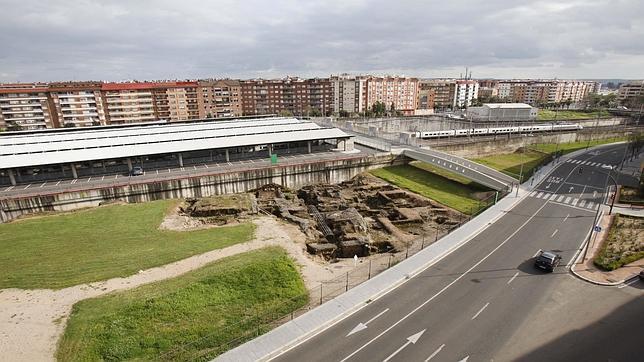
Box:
[415,123,583,139]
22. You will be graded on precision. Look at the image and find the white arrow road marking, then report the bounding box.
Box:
[424,343,445,361]
[545,183,551,189]
[458,356,470,362]
[471,302,490,320]
[346,308,389,336]
[382,329,426,362]
[569,186,574,192]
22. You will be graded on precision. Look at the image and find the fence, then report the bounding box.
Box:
[156,190,507,361]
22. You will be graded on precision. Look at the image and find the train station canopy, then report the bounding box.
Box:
[0,117,350,169]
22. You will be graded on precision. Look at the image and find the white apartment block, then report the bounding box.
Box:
[454,80,479,108]
[618,81,644,103]
[0,89,55,130]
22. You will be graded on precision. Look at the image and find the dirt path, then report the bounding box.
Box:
[0,216,353,362]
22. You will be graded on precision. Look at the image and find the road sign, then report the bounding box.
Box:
[593,225,602,232]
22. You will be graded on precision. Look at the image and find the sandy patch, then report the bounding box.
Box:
[0,216,351,361]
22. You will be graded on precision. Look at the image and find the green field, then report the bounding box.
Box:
[473,149,549,180]
[537,109,609,121]
[57,247,308,361]
[370,162,492,214]
[0,200,255,289]
[531,137,627,155]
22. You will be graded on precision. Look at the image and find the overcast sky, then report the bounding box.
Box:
[1,0,643,82]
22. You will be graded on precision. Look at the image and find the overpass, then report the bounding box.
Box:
[400,148,517,192]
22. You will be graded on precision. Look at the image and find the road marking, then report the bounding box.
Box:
[551,229,558,238]
[39,182,47,188]
[618,278,640,289]
[115,174,119,179]
[533,249,542,258]
[556,195,565,202]
[23,184,31,189]
[507,272,519,285]
[424,344,445,362]
[346,308,389,337]
[458,356,470,362]
[204,164,209,168]
[549,201,594,212]
[340,194,557,362]
[471,302,490,320]
[572,198,579,206]
[56,181,61,186]
[564,196,572,203]
[4,186,14,191]
[563,213,569,222]
[382,329,426,362]
[536,191,544,198]
[101,175,105,181]
[87,177,92,182]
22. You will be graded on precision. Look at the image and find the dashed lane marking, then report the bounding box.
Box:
[471,302,490,320]
[507,272,519,285]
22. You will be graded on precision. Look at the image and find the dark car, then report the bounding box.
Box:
[130,166,144,176]
[534,250,562,272]
[639,269,644,281]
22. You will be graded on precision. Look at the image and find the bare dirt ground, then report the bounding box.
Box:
[0,216,354,362]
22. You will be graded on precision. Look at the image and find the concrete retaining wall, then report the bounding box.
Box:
[0,154,404,223]
[433,131,627,158]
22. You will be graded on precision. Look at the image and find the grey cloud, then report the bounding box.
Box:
[0,0,642,81]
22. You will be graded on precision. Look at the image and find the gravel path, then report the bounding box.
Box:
[0,216,352,361]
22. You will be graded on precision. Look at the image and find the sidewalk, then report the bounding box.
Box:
[571,209,644,286]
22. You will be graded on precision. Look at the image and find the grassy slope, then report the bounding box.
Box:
[370,162,490,214]
[0,200,255,289]
[57,247,308,361]
[537,109,609,121]
[473,150,549,180]
[531,137,627,155]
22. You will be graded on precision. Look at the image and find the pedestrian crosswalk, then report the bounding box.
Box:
[530,190,600,211]
[566,159,614,168]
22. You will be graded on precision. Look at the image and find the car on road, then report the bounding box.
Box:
[130,166,144,176]
[639,269,644,281]
[534,250,562,272]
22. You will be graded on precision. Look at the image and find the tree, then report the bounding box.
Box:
[310,108,322,117]
[278,109,293,117]
[63,123,76,128]
[371,101,386,117]
[339,110,350,118]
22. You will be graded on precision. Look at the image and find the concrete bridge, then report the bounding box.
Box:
[399,148,516,191]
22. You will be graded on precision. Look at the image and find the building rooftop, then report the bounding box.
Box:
[0,117,349,169]
[482,103,533,109]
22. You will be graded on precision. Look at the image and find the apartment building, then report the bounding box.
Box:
[417,80,457,110]
[331,75,366,115]
[363,76,418,115]
[101,83,157,124]
[496,80,600,105]
[618,80,644,104]
[454,80,479,108]
[48,82,107,127]
[197,79,242,118]
[241,77,333,116]
[0,83,56,130]
[416,81,436,115]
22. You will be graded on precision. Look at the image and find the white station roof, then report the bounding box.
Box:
[0,117,350,169]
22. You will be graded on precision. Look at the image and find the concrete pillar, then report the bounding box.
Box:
[8,169,16,186]
[71,163,78,179]
[225,149,230,162]
[209,150,214,162]
[178,153,184,167]
[126,158,133,171]
[15,168,22,182]
[307,141,312,154]
[102,160,106,173]
[268,144,273,156]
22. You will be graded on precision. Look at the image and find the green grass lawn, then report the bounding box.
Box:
[537,109,610,121]
[531,137,627,155]
[370,163,491,214]
[0,200,255,289]
[57,247,308,361]
[473,150,549,180]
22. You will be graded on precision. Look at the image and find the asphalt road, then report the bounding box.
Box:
[274,143,644,362]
